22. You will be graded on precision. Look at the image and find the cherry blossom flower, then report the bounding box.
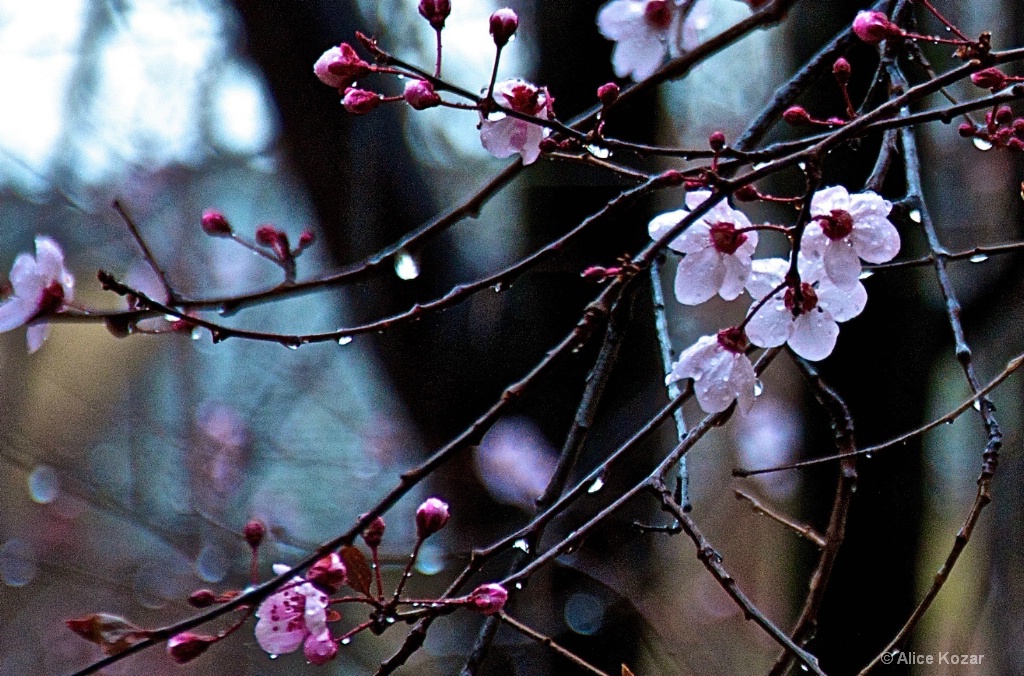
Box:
[648,190,758,305]
[668,327,757,414]
[744,257,867,361]
[480,79,554,165]
[255,564,337,664]
[597,0,712,81]
[0,236,74,353]
[801,185,900,288]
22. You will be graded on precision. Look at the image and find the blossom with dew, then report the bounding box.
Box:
[743,257,867,361]
[468,583,509,615]
[254,564,337,664]
[597,0,711,81]
[0,236,74,353]
[404,79,441,110]
[480,79,554,165]
[648,190,758,305]
[801,185,899,288]
[313,43,372,91]
[668,327,757,414]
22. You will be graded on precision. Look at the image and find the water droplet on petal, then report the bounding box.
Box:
[973,137,994,151]
[969,253,989,263]
[908,209,922,223]
[753,380,764,396]
[337,335,353,346]
[395,250,420,280]
[587,477,605,494]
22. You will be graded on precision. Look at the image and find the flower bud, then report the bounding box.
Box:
[415,497,450,539]
[832,57,851,85]
[361,515,386,548]
[314,44,371,90]
[254,226,279,248]
[419,0,451,31]
[957,123,976,138]
[489,8,519,48]
[971,67,1008,91]
[298,230,316,248]
[201,210,232,237]
[468,583,508,615]
[307,552,347,593]
[404,79,442,110]
[596,82,619,106]
[708,131,726,152]
[852,11,901,45]
[1008,137,1024,152]
[996,105,1014,124]
[782,105,812,125]
[342,87,382,115]
[167,632,216,664]
[733,185,759,201]
[243,520,265,549]
[187,589,218,608]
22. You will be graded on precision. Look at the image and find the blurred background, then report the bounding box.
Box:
[0,1,1022,674]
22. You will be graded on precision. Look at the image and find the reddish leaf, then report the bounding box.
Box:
[340,545,372,596]
[66,613,151,655]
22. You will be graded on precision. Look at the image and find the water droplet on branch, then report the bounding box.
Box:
[395,250,420,280]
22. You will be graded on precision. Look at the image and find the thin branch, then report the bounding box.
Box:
[112,200,176,304]
[499,612,611,676]
[733,489,825,548]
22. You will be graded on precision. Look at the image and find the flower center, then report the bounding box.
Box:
[503,83,542,115]
[818,209,854,240]
[709,222,748,255]
[644,0,673,30]
[36,280,65,316]
[716,326,749,354]
[784,282,818,316]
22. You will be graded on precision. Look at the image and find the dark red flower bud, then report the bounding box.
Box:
[708,131,726,152]
[418,0,451,30]
[957,123,976,138]
[468,583,508,615]
[342,88,382,115]
[361,515,386,547]
[243,520,265,549]
[596,82,620,106]
[1008,137,1024,152]
[307,553,347,593]
[416,497,450,539]
[996,105,1014,124]
[852,11,902,45]
[971,67,1009,91]
[832,57,851,85]
[538,137,560,153]
[298,230,316,248]
[187,589,218,608]
[489,8,519,48]
[201,210,232,237]
[404,79,442,110]
[733,185,759,201]
[782,106,812,125]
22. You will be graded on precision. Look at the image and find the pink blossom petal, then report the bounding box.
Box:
[304,630,338,665]
[745,298,790,348]
[596,0,645,41]
[9,253,40,296]
[684,189,714,212]
[674,247,725,305]
[648,209,690,251]
[719,253,752,301]
[823,240,861,288]
[0,296,37,333]
[810,185,850,214]
[849,216,900,263]
[817,279,867,323]
[693,349,737,413]
[611,32,666,81]
[669,335,718,383]
[788,311,839,361]
[33,237,66,283]
[730,353,758,414]
[26,321,50,354]
[480,118,520,160]
[744,257,788,298]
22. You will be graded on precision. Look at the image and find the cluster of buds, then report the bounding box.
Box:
[782,57,858,129]
[958,104,1024,153]
[65,497,510,666]
[200,210,315,282]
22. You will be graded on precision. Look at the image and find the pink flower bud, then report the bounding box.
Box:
[404,79,442,110]
[489,8,519,48]
[418,0,451,30]
[167,632,216,664]
[733,184,759,201]
[971,67,1008,91]
[957,123,975,138]
[708,131,726,152]
[656,169,685,187]
[852,11,901,45]
[243,520,266,549]
[201,210,232,237]
[361,515,386,548]
[254,226,279,248]
[468,583,508,615]
[538,137,560,154]
[314,44,371,90]
[996,105,1014,124]
[1008,137,1024,152]
[298,230,316,248]
[832,57,851,84]
[596,82,619,106]
[307,552,347,593]
[342,87,382,115]
[416,497,450,539]
[782,105,812,125]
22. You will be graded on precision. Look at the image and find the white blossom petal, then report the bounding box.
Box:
[745,298,790,348]
[9,253,40,297]
[788,311,839,361]
[0,296,38,333]
[719,253,751,300]
[693,348,737,413]
[731,352,758,414]
[849,216,900,263]
[810,185,851,214]
[34,237,67,283]
[26,322,50,354]
[823,240,861,288]
[648,209,690,251]
[745,257,788,298]
[817,278,867,323]
[674,247,724,305]
[669,335,718,383]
